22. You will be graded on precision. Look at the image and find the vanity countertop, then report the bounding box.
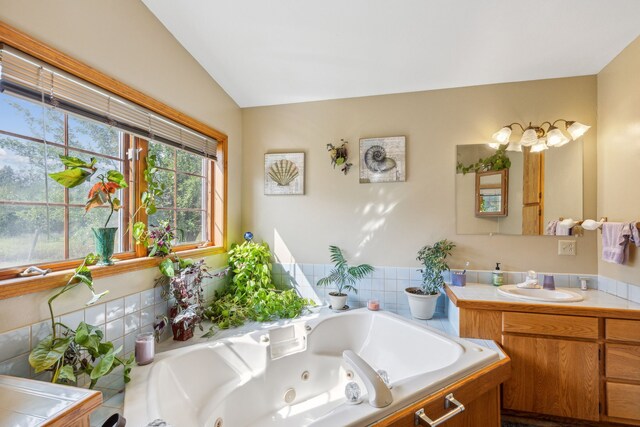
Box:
[445,283,640,320]
[0,374,102,426]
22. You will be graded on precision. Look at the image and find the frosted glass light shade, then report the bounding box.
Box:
[560,218,577,228]
[506,141,522,152]
[566,121,591,140]
[488,142,501,149]
[546,127,570,147]
[520,128,539,146]
[530,140,548,153]
[492,126,512,143]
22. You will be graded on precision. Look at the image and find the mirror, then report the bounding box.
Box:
[456,142,583,235]
[476,169,508,216]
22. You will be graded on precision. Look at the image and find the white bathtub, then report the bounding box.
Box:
[124,309,500,426]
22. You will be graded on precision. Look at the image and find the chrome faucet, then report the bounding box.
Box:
[342,350,393,408]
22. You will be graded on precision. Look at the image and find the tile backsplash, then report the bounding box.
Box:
[0,269,227,382]
[1,262,637,383]
[274,262,608,318]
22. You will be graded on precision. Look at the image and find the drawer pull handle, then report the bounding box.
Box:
[414,393,465,426]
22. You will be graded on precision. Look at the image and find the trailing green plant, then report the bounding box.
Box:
[132,154,166,247]
[416,239,456,295]
[203,240,313,334]
[316,245,374,295]
[48,155,128,228]
[28,254,134,389]
[456,145,511,175]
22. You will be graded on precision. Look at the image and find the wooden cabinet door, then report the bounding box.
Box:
[502,335,599,421]
[522,148,543,235]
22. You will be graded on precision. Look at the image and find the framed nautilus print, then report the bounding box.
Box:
[264,152,305,195]
[359,136,406,183]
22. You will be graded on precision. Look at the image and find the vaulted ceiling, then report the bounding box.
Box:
[143,0,640,107]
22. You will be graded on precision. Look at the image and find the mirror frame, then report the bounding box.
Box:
[475,169,509,217]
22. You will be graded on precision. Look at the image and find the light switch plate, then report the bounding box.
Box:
[558,240,576,256]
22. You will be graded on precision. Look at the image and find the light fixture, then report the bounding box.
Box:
[488,119,590,152]
[546,126,570,147]
[491,126,512,144]
[530,139,548,153]
[505,141,522,152]
[520,125,541,146]
[566,121,591,140]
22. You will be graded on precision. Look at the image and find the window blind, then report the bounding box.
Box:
[0,44,218,160]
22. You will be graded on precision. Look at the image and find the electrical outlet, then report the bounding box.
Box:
[558,240,576,256]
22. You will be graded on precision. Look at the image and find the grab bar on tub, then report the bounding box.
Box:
[414,393,465,426]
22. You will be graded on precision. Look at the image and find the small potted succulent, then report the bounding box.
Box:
[317,245,374,310]
[48,155,127,265]
[405,239,455,320]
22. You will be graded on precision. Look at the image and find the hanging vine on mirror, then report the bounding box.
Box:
[456,144,512,175]
[327,138,353,175]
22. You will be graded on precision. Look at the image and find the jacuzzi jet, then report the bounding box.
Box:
[214,418,223,427]
[283,388,296,404]
[301,371,310,381]
[346,370,354,379]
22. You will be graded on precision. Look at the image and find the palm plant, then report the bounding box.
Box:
[317,246,374,295]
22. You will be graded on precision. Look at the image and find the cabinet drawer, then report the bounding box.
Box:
[503,312,598,339]
[606,344,640,381]
[607,382,640,421]
[606,319,640,343]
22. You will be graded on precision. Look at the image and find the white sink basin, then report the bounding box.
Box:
[497,285,584,303]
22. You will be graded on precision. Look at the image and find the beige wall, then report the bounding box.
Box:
[597,35,640,285]
[242,76,598,272]
[0,0,242,332]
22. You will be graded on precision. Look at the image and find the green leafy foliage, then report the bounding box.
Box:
[204,240,313,333]
[316,245,374,295]
[416,239,456,295]
[48,168,93,188]
[28,255,133,388]
[159,258,175,277]
[457,145,511,175]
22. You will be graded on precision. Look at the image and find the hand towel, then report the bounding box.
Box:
[601,222,629,264]
[630,222,640,247]
[545,220,558,235]
[555,222,571,236]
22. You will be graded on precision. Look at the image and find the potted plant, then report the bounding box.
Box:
[29,254,134,388]
[405,239,455,319]
[48,155,127,265]
[203,236,312,335]
[317,245,374,310]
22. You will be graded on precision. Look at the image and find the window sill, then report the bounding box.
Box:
[0,246,226,300]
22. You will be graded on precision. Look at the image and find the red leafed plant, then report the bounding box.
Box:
[49,155,128,228]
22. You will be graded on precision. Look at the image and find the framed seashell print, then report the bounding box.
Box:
[264,152,305,195]
[359,136,406,183]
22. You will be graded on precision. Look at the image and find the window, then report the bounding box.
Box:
[0,92,128,267]
[0,26,227,287]
[148,140,209,245]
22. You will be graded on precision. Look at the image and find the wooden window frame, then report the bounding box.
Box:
[0,21,228,300]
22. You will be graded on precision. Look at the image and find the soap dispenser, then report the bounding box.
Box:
[492,263,504,286]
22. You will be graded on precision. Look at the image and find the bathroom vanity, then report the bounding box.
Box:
[446,283,640,425]
[0,375,102,426]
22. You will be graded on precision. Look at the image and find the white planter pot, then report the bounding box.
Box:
[404,288,440,320]
[328,293,348,310]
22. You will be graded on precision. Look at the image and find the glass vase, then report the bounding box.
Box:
[92,227,118,266]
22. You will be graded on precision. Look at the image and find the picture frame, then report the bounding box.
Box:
[264,152,305,195]
[359,136,406,183]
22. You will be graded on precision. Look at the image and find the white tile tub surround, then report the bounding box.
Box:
[0,267,228,380]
